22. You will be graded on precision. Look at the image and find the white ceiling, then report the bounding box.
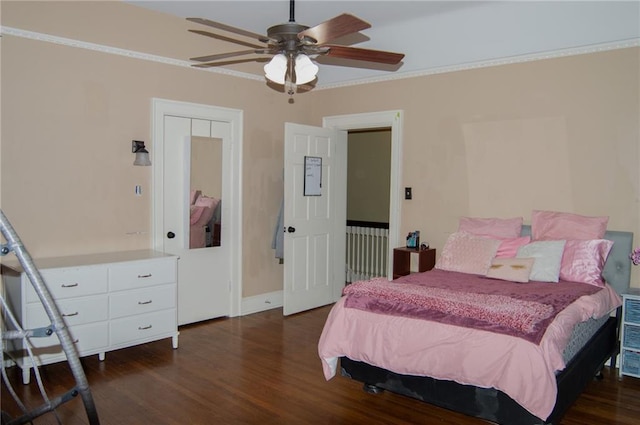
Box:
[127,1,640,87]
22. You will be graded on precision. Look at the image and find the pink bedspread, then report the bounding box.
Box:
[343,270,602,344]
[318,274,621,420]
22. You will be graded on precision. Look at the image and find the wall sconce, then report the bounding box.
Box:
[132,140,151,166]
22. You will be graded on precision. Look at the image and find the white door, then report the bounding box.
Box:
[283,123,347,315]
[152,99,243,325]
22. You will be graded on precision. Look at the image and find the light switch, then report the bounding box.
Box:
[405,187,412,200]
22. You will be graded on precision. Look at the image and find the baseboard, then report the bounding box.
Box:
[241,290,283,315]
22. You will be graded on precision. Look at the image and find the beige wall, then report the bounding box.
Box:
[309,48,640,284]
[347,130,391,223]
[2,1,639,296]
[0,1,319,298]
[190,136,222,200]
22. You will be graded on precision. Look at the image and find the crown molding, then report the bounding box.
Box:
[319,38,640,91]
[0,26,265,83]
[2,26,638,91]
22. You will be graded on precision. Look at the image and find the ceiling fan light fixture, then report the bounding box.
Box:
[189,0,404,94]
[294,54,319,85]
[264,54,288,84]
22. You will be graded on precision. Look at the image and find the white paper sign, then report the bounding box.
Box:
[304,156,322,196]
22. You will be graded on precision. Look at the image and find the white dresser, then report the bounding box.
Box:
[1,250,179,384]
[620,288,640,378]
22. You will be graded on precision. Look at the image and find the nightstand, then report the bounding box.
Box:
[620,288,640,378]
[393,247,436,279]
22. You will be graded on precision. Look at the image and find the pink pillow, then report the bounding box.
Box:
[559,239,614,287]
[190,205,207,225]
[495,236,531,258]
[531,210,608,241]
[458,216,523,239]
[194,195,219,211]
[435,232,501,275]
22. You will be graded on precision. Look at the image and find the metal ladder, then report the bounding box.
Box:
[0,209,100,425]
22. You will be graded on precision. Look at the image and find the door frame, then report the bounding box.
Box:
[151,98,243,317]
[323,110,403,284]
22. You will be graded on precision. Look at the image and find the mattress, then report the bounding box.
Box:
[561,314,610,366]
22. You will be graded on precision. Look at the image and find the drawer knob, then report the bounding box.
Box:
[62,312,79,317]
[138,300,153,305]
[138,325,153,330]
[167,232,175,239]
[61,283,79,288]
[137,274,152,279]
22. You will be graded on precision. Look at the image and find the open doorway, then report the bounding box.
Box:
[346,128,391,283]
[323,110,403,286]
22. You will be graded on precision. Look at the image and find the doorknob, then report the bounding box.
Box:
[167,231,175,239]
[287,226,296,233]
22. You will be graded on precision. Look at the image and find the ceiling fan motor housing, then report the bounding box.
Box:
[267,23,313,54]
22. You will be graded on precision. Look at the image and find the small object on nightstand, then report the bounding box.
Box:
[620,288,640,378]
[406,231,420,249]
[393,246,436,279]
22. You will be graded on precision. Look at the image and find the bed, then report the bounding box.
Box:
[318,214,632,425]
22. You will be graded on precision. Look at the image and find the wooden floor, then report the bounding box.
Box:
[2,304,640,424]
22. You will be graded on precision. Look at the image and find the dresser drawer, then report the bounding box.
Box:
[26,295,108,328]
[109,259,176,292]
[110,309,176,346]
[109,284,176,319]
[27,322,109,363]
[625,298,640,323]
[623,324,640,350]
[27,267,107,303]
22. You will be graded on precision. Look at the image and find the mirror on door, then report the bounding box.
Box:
[188,136,222,249]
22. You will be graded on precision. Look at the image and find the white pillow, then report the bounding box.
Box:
[516,240,566,283]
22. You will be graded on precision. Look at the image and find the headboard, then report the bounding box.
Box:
[520,225,633,296]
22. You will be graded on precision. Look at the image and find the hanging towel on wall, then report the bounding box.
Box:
[272,198,284,263]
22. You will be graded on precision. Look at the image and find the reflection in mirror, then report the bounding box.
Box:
[189,136,222,249]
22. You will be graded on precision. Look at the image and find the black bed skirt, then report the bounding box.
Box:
[340,315,618,425]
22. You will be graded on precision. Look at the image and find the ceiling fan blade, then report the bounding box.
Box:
[187,17,274,44]
[190,49,269,63]
[298,14,371,45]
[188,30,266,49]
[323,45,404,65]
[192,57,270,68]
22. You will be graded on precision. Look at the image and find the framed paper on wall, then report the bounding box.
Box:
[304,156,322,196]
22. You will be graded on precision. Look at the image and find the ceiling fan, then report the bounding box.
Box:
[187,0,404,95]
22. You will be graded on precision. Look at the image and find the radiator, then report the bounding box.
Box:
[346,226,389,283]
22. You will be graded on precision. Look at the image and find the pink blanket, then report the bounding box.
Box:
[319,273,621,420]
[343,270,601,344]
